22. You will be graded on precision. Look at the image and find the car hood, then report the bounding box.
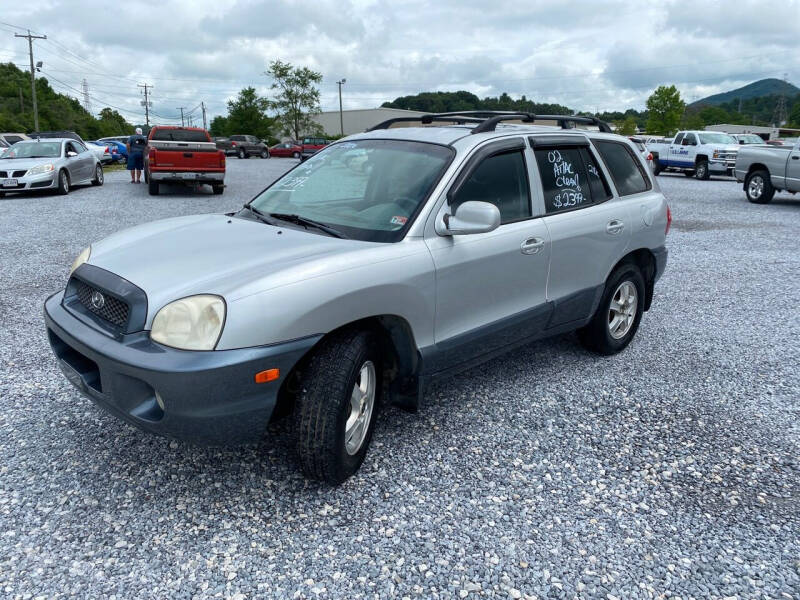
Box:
[0,157,60,170]
[87,213,373,319]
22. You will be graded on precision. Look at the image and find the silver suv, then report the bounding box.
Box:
[44,112,670,484]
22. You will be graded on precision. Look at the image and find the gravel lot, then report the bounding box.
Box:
[1,159,798,599]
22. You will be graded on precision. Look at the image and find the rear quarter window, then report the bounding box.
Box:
[534,146,611,214]
[593,140,651,196]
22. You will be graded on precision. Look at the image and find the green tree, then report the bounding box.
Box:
[209,115,229,137]
[97,108,130,136]
[645,85,685,135]
[788,100,800,128]
[615,115,638,135]
[224,87,273,139]
[266,60,322,139]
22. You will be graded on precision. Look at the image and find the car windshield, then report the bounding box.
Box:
[2,141,61,159]
[698,133,736,145]
[248,139,453,242]
[737,134,763,144]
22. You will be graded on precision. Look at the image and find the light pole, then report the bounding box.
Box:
[336,79,346,136]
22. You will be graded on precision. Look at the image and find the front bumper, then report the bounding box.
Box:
[44,292,320,445]
[1,171,58,193]
[709,159,736,175]
[149,171,224,183]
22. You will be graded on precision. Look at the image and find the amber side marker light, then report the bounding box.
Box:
[255,369,280,384]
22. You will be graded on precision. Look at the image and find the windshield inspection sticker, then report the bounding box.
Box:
[390,216,408,226]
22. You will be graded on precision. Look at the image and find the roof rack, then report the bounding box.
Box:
[368,111,613,134]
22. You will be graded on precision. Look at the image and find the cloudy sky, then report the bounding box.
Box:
[1,0,798,125]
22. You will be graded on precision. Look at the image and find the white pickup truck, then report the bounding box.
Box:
[647,131,739,180]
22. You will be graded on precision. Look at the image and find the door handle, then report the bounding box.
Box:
[520,237,545,255]
[606,220,625,235]
[792,155,799,160]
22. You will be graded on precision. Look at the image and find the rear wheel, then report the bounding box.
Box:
[91,164,104,186]
[212,184,224,195]
[579,263,645,356]
[148,180,159,195]
[57,170,70,195]
[294,329,381,484]
[695,160,710,180]
[292,151,300,159]
[745,169,774,204]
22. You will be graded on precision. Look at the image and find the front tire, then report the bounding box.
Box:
[294,329,381,484]
[579,264,645,356]
[745,170,774,204]
[260,149,269,159]
[695,160,710,180]
[57,170,70,195]
[238,148,246,159]
[91,164,104,186]
[292,151,300,159]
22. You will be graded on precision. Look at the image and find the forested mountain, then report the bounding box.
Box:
[0,62,132,138]
[382,91,572,116]
[690,78,799,107]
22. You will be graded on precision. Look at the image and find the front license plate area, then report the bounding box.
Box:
[2,179,18,187]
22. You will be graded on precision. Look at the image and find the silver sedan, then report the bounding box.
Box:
[0,138,103,197]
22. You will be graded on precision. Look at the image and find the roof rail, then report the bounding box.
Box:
[367,111,613,134]
[368,115,484,131]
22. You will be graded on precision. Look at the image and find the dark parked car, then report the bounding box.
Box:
[269,141,303,158]
[213,137,236,156]
[229,135,270,159]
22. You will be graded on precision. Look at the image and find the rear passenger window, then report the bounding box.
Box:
[593,141,651,196]
[534,146,611,214]
[450,151,531,223]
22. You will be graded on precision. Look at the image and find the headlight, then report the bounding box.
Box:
[27,163,55,176]
[712,150,721,159]
[150,295,225,351]
[69,246,91,275]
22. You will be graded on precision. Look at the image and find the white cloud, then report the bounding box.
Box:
[2,0,798,123]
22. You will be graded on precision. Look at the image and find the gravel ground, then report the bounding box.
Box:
[0,160,798,599]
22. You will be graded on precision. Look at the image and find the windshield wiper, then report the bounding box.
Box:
[241,204,278,226]
[268,212,348,239]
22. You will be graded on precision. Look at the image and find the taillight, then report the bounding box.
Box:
[665,204,672,235]
[231,141,237,146]
[148,148,157,167]
[219,150,226,168]
[646,152,653,161]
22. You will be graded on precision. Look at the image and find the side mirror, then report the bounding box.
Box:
[66,151,77,157]
[436,201,501,236]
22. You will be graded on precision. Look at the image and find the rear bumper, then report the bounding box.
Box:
[149,170,224,183]
[44,291,320,445]
[653,245,668,282]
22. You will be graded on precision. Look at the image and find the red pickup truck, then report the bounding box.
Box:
[144,126,226,195]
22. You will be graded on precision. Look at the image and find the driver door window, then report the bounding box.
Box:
[449,151,531,224]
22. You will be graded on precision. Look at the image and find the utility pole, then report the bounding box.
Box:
[201,101,207,130]
[138,83,152,127]
[177,107,186,127]
[336,79,346,136]
[771,73,789,127]
[15,29,47,131]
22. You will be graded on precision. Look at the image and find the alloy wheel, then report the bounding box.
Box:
[608,281,638,339]
[344,361,376,455]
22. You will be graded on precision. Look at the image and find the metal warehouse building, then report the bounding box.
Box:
[311,107,430,137]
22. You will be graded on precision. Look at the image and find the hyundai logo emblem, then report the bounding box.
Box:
[90,290,106,310]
